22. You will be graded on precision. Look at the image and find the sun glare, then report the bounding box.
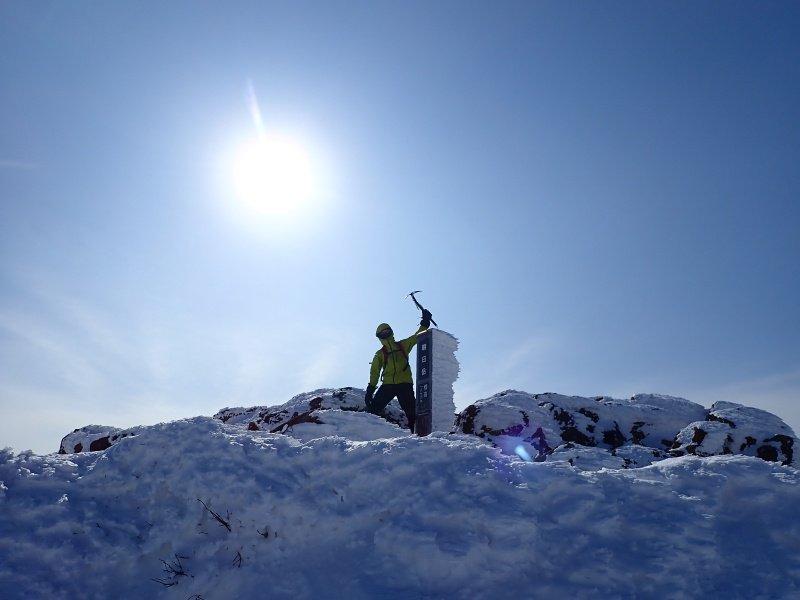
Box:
[231,134,317,216]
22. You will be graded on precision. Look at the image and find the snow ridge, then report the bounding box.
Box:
[2,416,799,598]
[3,388,799,598]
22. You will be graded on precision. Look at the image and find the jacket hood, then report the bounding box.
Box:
[375,323,395,347]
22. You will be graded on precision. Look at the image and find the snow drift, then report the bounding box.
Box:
[2,388,799,599]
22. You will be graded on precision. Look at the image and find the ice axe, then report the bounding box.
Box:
[406,290,438,327]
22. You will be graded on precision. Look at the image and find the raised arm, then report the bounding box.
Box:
[400,310,432,352]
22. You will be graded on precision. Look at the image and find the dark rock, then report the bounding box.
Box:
[757,445,779,462]
[270,410,323,434]
[763,434,794,466]
[457,405,479,435]
[708,413,736,428]
[562,427,595,447]
[89,437,111,452]
[691,428,707,444]
[630,422,646,445]
[602,423,626,449]
[740,436,757,452]
[722,434,734,454]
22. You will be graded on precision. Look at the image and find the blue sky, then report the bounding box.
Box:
[1,2,798,453]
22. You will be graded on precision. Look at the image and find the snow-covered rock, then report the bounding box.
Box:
[670,401,796,465]
[626,393,708,447]
[545,443,669,471]
[614,443,670,468]
[454,390,797,466]
[454,390,707,453]
[548,443,627,470]
[2,417,799,598]
[58,424,139,454]
[671,420,735,457]
[269,409,409,443]
[215,387,410,432]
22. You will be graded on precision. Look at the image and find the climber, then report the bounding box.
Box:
[365,309,432,432]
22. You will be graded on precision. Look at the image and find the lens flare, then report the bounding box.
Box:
[514,444,533,462]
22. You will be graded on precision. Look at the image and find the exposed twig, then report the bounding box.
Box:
[196,498,231,532]
[150,554,191,587]
[232,550,243,568]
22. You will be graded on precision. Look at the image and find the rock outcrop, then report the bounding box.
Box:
[59,389,796,469]
[670,401,795,465]
[214,387,409,432]
[58,425,139,454]
[455,391,796,466]
[454,391,706,449]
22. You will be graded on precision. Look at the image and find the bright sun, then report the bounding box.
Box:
[231,133,317,216]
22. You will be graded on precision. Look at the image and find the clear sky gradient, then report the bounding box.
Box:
[2,2,798,453]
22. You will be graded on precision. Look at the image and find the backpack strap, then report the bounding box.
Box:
[381,342,410,372]
[397,342,409,371]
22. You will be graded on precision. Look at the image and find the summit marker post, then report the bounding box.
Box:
[415,329,433,436]
[415,329,459,436]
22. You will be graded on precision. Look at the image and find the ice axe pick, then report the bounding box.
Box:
[406,290,438,327]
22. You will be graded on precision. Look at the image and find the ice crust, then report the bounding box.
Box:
[428,328,459,432]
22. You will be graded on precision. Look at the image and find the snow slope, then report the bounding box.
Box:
[2,390,800,598]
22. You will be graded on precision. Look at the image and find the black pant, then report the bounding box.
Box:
[369,383,416,433]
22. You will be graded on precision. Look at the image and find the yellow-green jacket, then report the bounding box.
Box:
[369,324,429,386]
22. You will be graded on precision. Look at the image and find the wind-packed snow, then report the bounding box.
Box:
[2,388,799,598]
[428,329,459,431]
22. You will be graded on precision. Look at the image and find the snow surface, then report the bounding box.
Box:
[3,389,800,598]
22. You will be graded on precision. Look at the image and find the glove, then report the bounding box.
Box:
[364,385,375,410]
[420,309,432,329]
